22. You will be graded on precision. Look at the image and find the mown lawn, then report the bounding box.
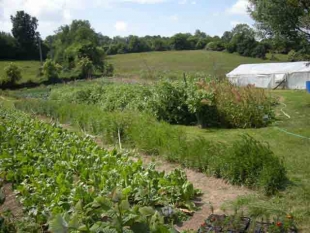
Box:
[178,90,310,230]
[108,50,288,78]
[0,60,42,84]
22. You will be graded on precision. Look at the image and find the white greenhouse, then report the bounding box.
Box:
[226,62,310,90]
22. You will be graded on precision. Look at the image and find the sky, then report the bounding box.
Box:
[0,0,253,39]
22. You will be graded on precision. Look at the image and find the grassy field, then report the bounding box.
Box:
[0,51,288,84]
[108,50,288,78]
[0,60,42,84]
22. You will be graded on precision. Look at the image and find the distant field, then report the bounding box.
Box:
[108,50,288,78]
[0,60,41,84]
[0,51,288,84]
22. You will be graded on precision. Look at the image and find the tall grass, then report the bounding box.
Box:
[15,99,287,195]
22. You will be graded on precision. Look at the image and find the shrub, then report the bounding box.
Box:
[205,41,225,51]
[76,56,94,79]
[148,80,195,124]
[286,50,310,62]
[208,81,276,128]
[104,63,114,77]
[208,135,287,195]
[2,63,22,85]
[43,59,62,83]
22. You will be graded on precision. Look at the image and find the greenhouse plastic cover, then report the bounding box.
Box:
[226,62,310,89]
[227,62,310,76]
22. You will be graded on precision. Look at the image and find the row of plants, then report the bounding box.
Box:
[15,100,287,195]
[0,106,200,232]
[48,79,277,128]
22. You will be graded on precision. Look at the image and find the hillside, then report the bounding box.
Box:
[108,50,288,78]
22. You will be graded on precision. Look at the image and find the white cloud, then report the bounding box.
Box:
[169,14,179,22]
[227,0,249,15]
[114,21,128,31]
[178,0,187,4]
[0,0,167,37]
[191,1,196,5]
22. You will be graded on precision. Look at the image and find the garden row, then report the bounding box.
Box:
[48,79,277,128]
[0,106,199,232]
[15,99,287,195]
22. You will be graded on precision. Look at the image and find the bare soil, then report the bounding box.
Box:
[0,183,23,218]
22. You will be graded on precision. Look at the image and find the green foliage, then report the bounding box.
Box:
[76,57,94,79]
[15,99,286,195]
[0,107,199,232]
[208,135,287,195]
[226,24,267,59]
[205,41,225,51]
[210,81,276,128]
[249,0,310,41]
[0,32,18,59]
[48,79,276,128]
[10,11,47,59]
[48,20,109,79]
[42,59,62,82]
[287,49,310,62]
[1,63,22,85]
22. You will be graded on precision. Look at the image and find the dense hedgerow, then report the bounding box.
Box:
[15,100,287,195]
[48,79,276,128]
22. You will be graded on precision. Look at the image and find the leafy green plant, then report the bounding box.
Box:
[1,63,22,85]
[0,106,199,231]
[208,135,287,195]
[76,56,94,79]
[43,59,62,83]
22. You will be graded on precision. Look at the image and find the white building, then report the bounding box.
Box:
[226,62,310,89]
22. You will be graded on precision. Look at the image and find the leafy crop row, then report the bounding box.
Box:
[15,100,287,195]
[48,79,276,128]
[0,107,199,232]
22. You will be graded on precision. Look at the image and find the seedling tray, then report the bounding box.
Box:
[254,222,298,233]
[198,214,251,233]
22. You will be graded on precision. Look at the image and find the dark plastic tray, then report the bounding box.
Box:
[254,221,298,233]
[198,214,251,233]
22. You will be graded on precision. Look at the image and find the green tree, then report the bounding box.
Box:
[10,11,39,59]
[170,33,191,50]
[249,0,310,40]
[0,32,18,59]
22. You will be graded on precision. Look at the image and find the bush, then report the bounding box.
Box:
[205,41,225,51]
[1,63,22,86]
[209,135,287,195]
[76,56,94,79]
[43,59,62,83]
[104,63,114,77]
[209,81,276,128]
[287,50,309,62]
[148,81,196,124]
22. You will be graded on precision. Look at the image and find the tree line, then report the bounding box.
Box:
[1,0,310,63]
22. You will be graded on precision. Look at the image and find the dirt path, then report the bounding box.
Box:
[0,183,23,218]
